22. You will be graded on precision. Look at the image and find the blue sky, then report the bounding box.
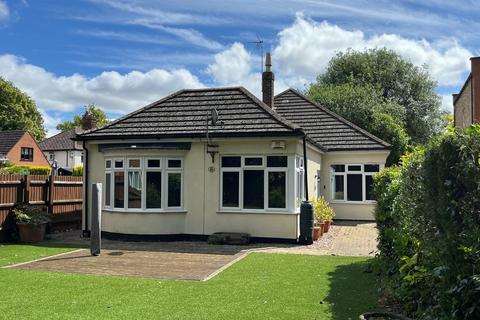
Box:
[0,0,477,136]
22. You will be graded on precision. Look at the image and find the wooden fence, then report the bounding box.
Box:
[0,174,82,240]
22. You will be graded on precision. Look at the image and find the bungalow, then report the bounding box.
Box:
[78,53,390,241]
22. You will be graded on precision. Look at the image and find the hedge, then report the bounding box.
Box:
[1,165,51,175]
[72,165,83,176]
[374,125,480,319]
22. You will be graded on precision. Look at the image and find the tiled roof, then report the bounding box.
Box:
[39,128,81,151]
[0,130,25,156]
[79,87,302,140]
[274,89,390,151]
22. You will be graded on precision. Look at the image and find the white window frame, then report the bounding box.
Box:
[330,163,384,204]
[295,156,305,212]
[103,156,184,212]
[220,155,289,212]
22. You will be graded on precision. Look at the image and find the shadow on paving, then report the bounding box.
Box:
[326,259,380,319]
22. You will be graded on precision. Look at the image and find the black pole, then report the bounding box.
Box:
[303,135,309,200]
[82,140,90,238]
[299,134,313,245]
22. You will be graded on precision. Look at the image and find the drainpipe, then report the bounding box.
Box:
[299,133,313,245]
[82,140,90,238]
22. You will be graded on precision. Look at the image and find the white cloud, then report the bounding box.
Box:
[206,42,252,85]
[0,0,10,21]
[441,94,453,112]
[0,54,204,114]
[273,14,472,86]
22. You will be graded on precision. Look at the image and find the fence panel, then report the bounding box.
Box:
[0,174,83,239]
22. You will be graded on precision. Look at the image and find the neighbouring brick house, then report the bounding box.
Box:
[453,57,480,128]
[0,130,50,167]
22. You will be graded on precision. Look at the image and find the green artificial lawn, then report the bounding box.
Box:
[0,244,380,319]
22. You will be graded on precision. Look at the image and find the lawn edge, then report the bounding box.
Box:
[202,251,251,281]
[1,248,85,269]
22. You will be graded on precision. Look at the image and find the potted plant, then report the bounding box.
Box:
[12,204,50,242]
[311,198,324,241]
[315,196,335,234]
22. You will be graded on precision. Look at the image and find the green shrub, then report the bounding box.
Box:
[373,125,480,319]
[1,165,51,175]
[72,165,83,176]
[12,204,50,225]
[311,196,335,224]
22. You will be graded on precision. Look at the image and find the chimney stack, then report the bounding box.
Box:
[471,57,480,123]
[262,52,275,108]
[81,110,97,130]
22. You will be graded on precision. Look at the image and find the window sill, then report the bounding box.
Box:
[217,210,297,215]
[102,208,187,214]
[330,200,377,205]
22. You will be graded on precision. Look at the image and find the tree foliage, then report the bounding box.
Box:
[56,104,109,131]
[374,126,480,319]
[0,77,45,141]
[307,83,408,165]
[308,48,443,145]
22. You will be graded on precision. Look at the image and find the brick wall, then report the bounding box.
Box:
[6,132,50,166]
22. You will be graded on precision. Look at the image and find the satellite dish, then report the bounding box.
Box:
[211,108,219,125]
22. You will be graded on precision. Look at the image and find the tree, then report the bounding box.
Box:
[56,104,109,131]
[311,48,443,144]
[0,77,46,141]
[307,82,408,165]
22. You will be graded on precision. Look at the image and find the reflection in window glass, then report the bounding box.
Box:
[146,172,162,208]
[221,156,241,167]
[114,160,123,168]
[168,159,182,168]
[147,159,161,168]
[168,173,181,207]
[128,171,142,208]
[243,170,264,209]
[268,172,286,208]
[244,157,263,166]
[267,156,287,167]
[222,172,239,207]
[129,159,141,168]
[365,175,375,200]
[331,165,345,172]
[114,171,124,208]
[334,175,344,200]
[365,164,380,172]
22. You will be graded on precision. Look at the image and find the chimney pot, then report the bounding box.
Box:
[262,52,275,108]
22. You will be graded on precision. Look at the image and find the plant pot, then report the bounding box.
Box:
[323,220,331,233]
[313,226,323,241]
[17,223,47,243]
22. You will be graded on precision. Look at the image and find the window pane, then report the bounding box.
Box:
[168,173,181,207]
[146,172,162,208]
[221,156,241,167]
[105,160,111,169]
[114,160,123,168]
[331,165,345,172]
[222,172,239,207]
[365,175,375,200]
[347,174,363,201]
[268,172,286,208]
[114,171,124,208]
[348,165,362,171]
[168,159,182,168]
[245,157,263,166]
[365,164,380,172]
[129,159,141,168]
[147,159,161,168]
[334,175,344,200]
[105,173,111,206]
[267,156,287,167]
[243,170,264,209]
[128,171,142,208]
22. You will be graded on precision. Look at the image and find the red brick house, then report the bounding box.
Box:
[453,57,480,128]
[0,130,50,167]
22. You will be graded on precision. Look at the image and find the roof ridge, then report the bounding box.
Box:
[276,88,391,148]
[79,88,187,137]
[237,87,301,132]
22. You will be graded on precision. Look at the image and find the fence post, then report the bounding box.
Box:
[90,183,102,256]
[47,174,54,215]
[24,175,30,205]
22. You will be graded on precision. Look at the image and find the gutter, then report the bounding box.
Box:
[82,140,90,237]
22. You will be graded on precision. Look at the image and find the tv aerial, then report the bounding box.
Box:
[248,35,264,73]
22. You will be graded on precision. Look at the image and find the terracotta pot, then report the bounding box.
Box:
[313,226,323,241]
[323,221,331,233]
[17,223,47,242]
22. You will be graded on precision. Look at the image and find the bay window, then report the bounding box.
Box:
[331,164,382,202]
[295,157,305,210]
[220,155,288,211]
[104,157,183,211]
